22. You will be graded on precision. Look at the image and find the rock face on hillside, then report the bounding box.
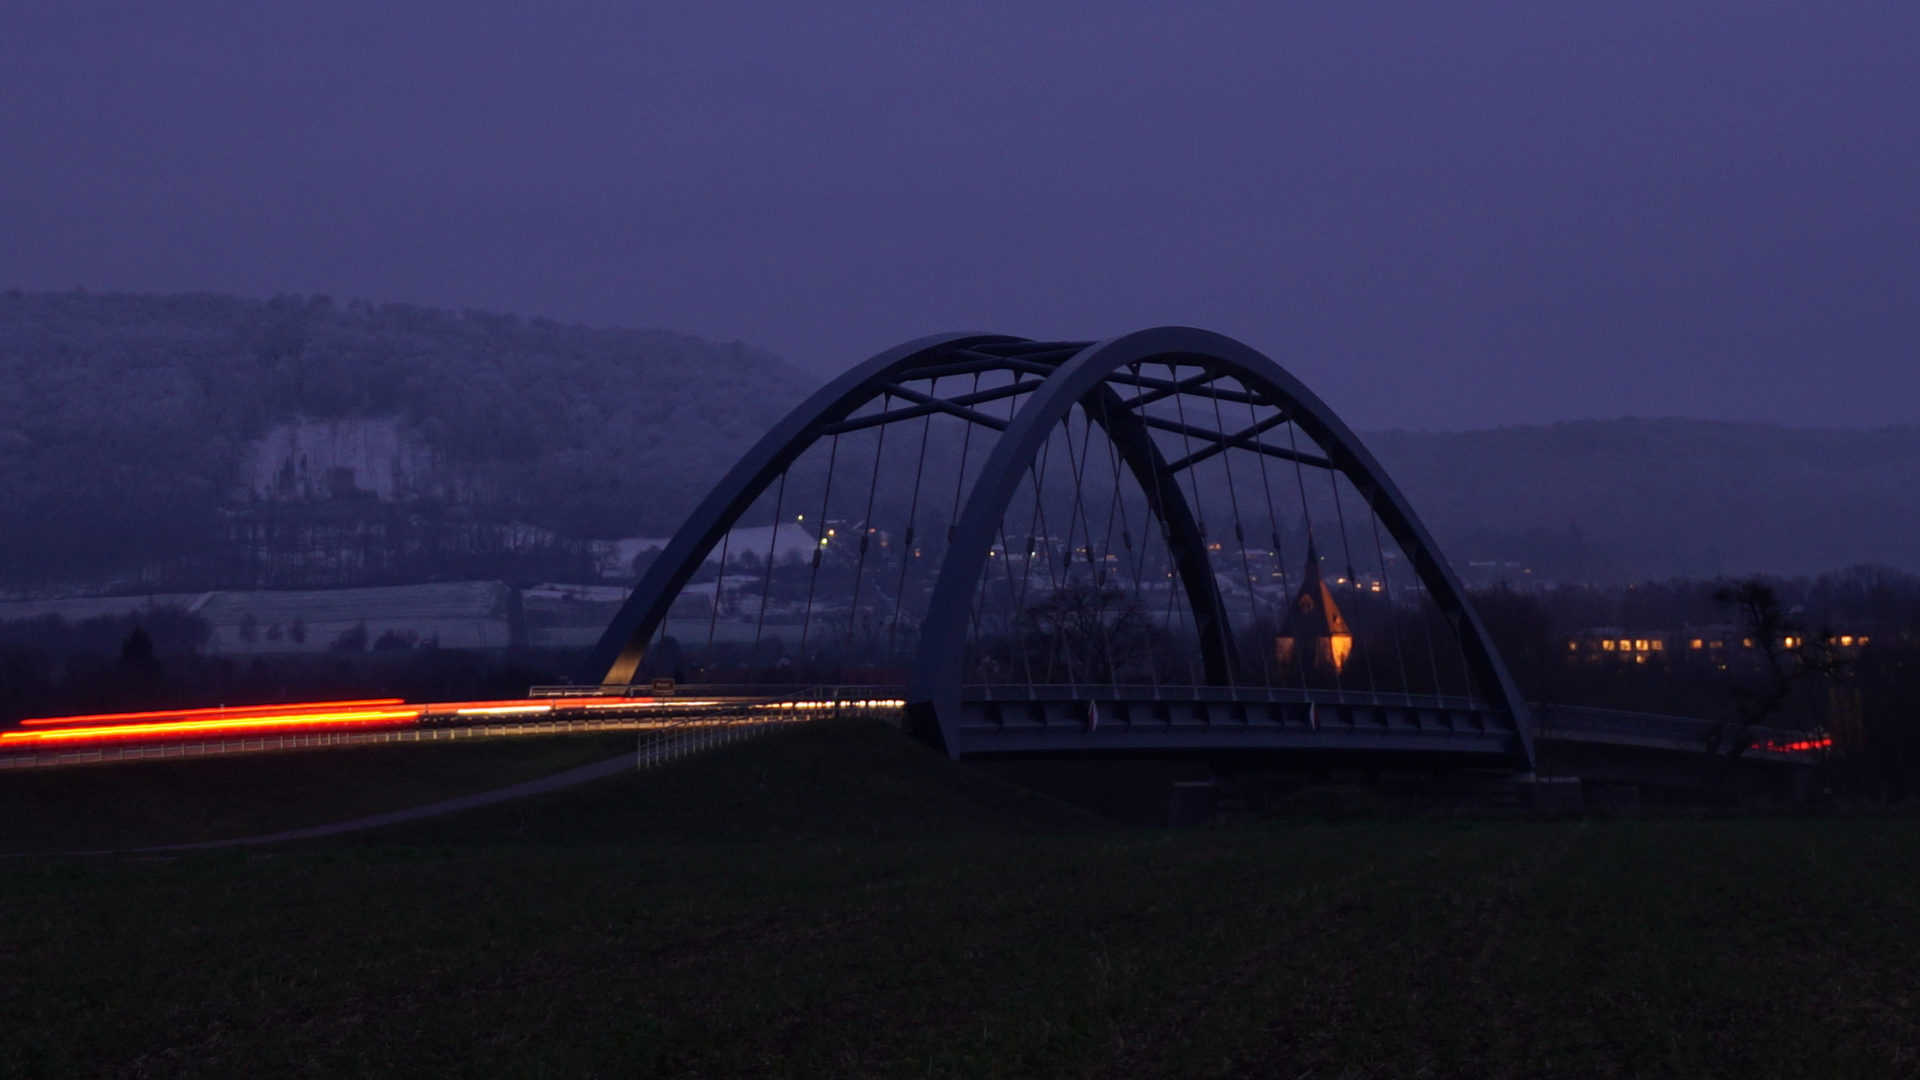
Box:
[0,290,815,592]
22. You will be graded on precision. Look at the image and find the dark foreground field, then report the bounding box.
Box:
[2,723,1917,1078]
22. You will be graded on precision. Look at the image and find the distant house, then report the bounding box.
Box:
[1565,627,1671,663]
[1565,623,1874,665]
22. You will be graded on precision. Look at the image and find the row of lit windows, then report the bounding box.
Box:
[1567,638,1667,652]
[1572,634,1869,653]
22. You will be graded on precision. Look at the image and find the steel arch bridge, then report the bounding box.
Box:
[581,328,1536,771]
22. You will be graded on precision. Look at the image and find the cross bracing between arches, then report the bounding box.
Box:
[579,328,1536,770]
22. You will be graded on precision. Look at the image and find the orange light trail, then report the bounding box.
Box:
[3,691,841,752]
[18,698,406,727]
[0,708,424,745]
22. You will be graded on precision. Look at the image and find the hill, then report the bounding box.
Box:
[4,291,1915,591]
[0,290,815,590]
[1366,419,1920,581]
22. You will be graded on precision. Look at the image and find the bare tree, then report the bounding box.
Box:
[1018,584,1157,685]
[1708,579,1843,797]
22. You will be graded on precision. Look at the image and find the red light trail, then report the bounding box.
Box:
[16,699,406,727]
[1,703,425,745]
[0,696,747,749]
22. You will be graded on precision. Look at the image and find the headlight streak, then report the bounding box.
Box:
[2,693,905,752]
[0,708,423,745]
[17,698,407,727]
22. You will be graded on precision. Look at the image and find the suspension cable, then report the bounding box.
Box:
[795,431,841,667]
[1021,429,1070,686]
[1327,467,1379,698]
[840,396,892,676]
[1366,493,1413,700]
[1056,406,1116,689]
[1246,397,1310,692]
[703,518,732,673]
[948,371,983,543]
[1098,386,1161,693]
[1454,606,1480,708]
[1211,386,1273,687]
[1068,403,1121,688]
[884,387,937,665]
[1168,362,1228,686]
[747,471,787,682]
[1012,435,1054,627]
[1285,417,1342,696]
[999,520,1036,688]
[1417,568,1447,705]
[1133,363,1192,687]
[954,371,993,673]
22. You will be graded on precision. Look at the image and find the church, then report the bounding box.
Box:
[1273,545,1353,674]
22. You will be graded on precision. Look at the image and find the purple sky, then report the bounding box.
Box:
[3,2,1917,430]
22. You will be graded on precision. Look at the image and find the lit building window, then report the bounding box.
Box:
[1690,639,1703,649]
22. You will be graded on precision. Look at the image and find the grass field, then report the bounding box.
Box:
[1,721,1917,1078]
[0,732,640,853]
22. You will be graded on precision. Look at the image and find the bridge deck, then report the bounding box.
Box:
[952,684,1523,761]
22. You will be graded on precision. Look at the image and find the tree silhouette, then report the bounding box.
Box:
[117,625,162,686]
[1017,584,1157,685]
[1708,578,1843,796]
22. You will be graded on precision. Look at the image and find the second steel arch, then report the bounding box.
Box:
[903,327,1535,766]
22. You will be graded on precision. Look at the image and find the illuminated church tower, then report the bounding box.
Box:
[1274,544,1353,673]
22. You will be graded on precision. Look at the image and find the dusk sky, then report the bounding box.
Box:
[3,2,1917,430]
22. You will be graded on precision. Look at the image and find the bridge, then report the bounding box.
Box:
[582,328,1532,772]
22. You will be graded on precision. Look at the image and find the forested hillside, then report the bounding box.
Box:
[3,290,1914,595]
[0,290,813,591]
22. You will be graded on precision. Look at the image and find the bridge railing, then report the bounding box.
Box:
[965,683,1485,712]
[531,684,906,705]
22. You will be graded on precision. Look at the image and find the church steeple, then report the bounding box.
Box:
[1275,542,1353,673]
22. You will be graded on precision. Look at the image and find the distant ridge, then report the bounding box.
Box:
[1365,418,1920,581]
[1,292,1909,589]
